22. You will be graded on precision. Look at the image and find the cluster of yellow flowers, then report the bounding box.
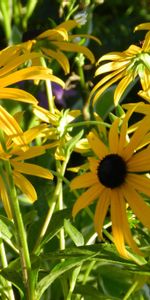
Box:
[0,19,150,261]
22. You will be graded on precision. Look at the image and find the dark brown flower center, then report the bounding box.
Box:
[97,154,127,188]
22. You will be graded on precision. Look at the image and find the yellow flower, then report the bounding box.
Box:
[89,30,150,106]
[70,112,150,258]
[33,105,82,160]
[0,121,53,219]
[22,20,99,74]
[0,44,64,104]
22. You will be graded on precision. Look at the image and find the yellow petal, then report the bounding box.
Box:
[0,106,26,148]
[92,72,125,106]
[11,146,45,161]
[142,31,150,51]
[127,147,150,171]
[127,173,150,197]
[0,88,38,104]
[118,188,142,256]
[88,157,99,174]
[88,132,108,160]
[134,23,150,31]
[0,66,65,88]
[123,116,150,160]
[70,172,98,190]
[94,189,110,240]
[122,183,150,230]
[114,73,133,105]
[0,52,41,77]
[111,189,129,258]
[56,20,78,31]
[0,177,12,219]
[42,48,70,74]
[95,60,129,76]
[37,28,68,41]
[13,171,37,202]
[72,183,103,218]
[108,118,119,153]
[33,105,58,123]
[52,41,95,64]
[11,161,53,180]
[70,34,101,45]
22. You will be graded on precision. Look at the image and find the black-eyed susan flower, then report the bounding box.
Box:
[70,111,150,258]
[89,24,150,106]
[0,116,53,218]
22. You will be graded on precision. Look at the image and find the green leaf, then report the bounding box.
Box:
[35,253,96,300]
[1,268,25,298]
[74,284,118,300]
[64,219,84,246]
[28,208,71,252]
[0,218,12,240]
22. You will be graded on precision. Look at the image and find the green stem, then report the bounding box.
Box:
[57,160,65,251]
[0,0,12,44]
[2,160,34,300]
[40,57,55,113]
[66,120,111,129]
[0,232,15,300]
[123,280,139,300]
[33,156,69,254]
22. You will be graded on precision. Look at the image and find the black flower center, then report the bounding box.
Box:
[97,154,127,188]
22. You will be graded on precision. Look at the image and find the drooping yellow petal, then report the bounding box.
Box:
[123,116,150,160]
[118,188,143,256]
[127,173,150,198]
[114,73,133,105]
[0,106,26,148]
[122,183,150,230]
[11,161,53,180]
[108,118,119,153]
[33,105,58,124]
[88,132,108,160]
[70,34,101,46]
[111,189,129,258]
[134,23,150,31]
[89,67,125,104]
[97,52,125,64]
[92,71,125,106]
[138,90,150,102]
[118,103,142,155]
[52,41,95,64]
[95,60,129,76]
[13,171,37,202]
[140,68,150,91]
[0,66,65,88]
[42,48,70,74]
[56,20,78,32]
[37,28,68,41]
[94,189,110,240]
[0,88,38,104]
[11,146,45,161]
[72,183,104,218]
[0,52,41,77]
[70,172,98,190]
[0,177,12,219]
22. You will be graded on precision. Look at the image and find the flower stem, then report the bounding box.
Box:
[40,57,55,113]
[3,160,34,300]
[33,152,70,255]
[0,231,15,300]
